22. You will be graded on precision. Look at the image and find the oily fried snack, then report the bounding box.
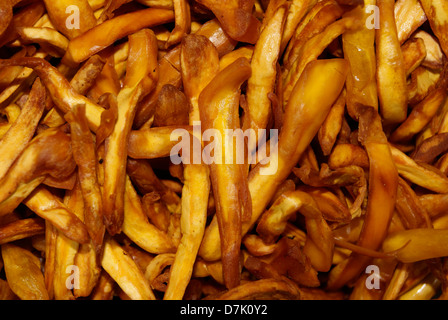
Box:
[328,107,398,290]
[65,104,105,252]
[0,127,76,217]
[102,29,158,235]
[5,0,448,301]
[0,78,46,181]
[199,57,252,289]
[164,34,219,300]
[199,59,348,262]
[376,0,408,124]
[42,0,97,40]
[195,0,261,44]
[244,1,287,148]
[63,8,174,65]
[2,243,49,300]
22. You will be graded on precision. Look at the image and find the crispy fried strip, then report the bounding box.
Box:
[244,3,287,149]
[414,30,445,71]
[136,0,173,9]
[343,0,378,119]
[318,90,346,156]
[0,57,104,131]
[376,0,408,124]
[103,29,158,235]
[0,1,46,48]
[283,17,358,107]
[63,180,101,298]
[165,0,190,48]
[394,0,427,44]
[383,229,448,263]
[328,107,398,290]
[401,37,427,77]
[2,243,49,300]
[419,0,448,57]
[299,186,351,223]
[0,78,45,181]
[144,253,175,285]
[390,83,448,143]
[196,0,261,44]
[390,144,448,193]
[0,128,76,212]
[199,59,348,262]
[210,278,300,300]
[135,19,236,129]
[122,175,176,254]
[279,0,317,54]
[0,218,45,245]
[90,271,115,300]
[164,34,219,300]
[17,27,69,57]
[70,55,106,96]
[97,0,132,23]
[198,57,252,289]
[44,221,57,299]
[0,0,12,38]
[395,177,432,229]
[24,187,90,244]
[53,229,78,300]
[43,0,97,39]
[257,189,334,272]
[63,8,174,65]
[128,126,192,159]
[65,104,105,252]
[283,0,343,71]
[101,237,156,300]
[413,133,448,163]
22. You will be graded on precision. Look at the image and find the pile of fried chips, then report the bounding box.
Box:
[1,0,448,300]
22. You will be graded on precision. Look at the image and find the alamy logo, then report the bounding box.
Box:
[65,5,80,30]
[170,121,279,176]
[365,5,380,30]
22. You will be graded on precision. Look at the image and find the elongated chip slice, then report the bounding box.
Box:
[103,29,158,235]
[199,57,252,288]
[17,27,69,57]
[101,237,156,300]
[0,57,104,131]
[122,175,176,254]
[245,3,287,149]
[383,229,448,263]
[24,187,90,244]
[0,128,76,214]
[390,77,448,143]
[165,0,190,48]
[342,1,378,118]
[0,0,12,38]
[419,0,448,57]
[63,8,174,65]
[65,104,105,251]
[390,144,448,193]
[211,278,300,300]
[199,59,348,262]
[394,0,427,44]
[164,34,219,300]
[2,243,49,300]
[376,0,408,124]
[0,218,45,245]
[328,107,398,290]
[0,78,45,181]
[196,0,261,44]
[43,0,97,39]
[283,17,358,107]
